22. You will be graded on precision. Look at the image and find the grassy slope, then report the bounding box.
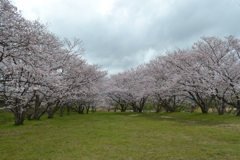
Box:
[0,111,240,160]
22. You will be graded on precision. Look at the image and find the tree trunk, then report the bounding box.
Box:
[188,92,211,114]
[216,100,225,115]
[114,104,118,112]
[77,104,85,114]
[86,106,90,114]
[137,97,148,112]
[162,103,174,113]
[14,111,25,126]
[236,100,240,116]
[120,104,127,112]
[14,113,25,125]
[91,107,95,113]
[138,108,143,113]
[60,105,65,117]
[131,102,138,112]
[155,104,162,113]
[236,110,240,116]
[217,108,224,115]
[36,107,48,120]
[165,107,174,113]
[200,107,208,114]
[47,101,61,118]
[11,98,27,126]
[156,108,160,113]
[33,95,41,120]
[67,106,70,115]
[48,111,54,118]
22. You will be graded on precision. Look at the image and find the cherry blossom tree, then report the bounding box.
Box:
[145,55,187,113]
[0,0,107,125]
[191,36,240,115]
[105,66,152,112]
[161,49,213,113]
[0,0,49,124]
[155,36,240,115]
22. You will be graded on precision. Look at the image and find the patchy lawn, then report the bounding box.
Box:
[0,111,240,160]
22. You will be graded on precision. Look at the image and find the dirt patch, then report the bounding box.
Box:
[216,123,240,131]
[130,114,140,116]
[159,116,173,119]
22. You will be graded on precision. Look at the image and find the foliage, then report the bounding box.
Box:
[105,36,240,115]
[0,0,107,125]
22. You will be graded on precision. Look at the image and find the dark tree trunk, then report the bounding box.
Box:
[156,108,161,113]
[47,101,61,118]
[60,105,65,117]
[236,100,240,116]
[36,106,49,120]
[25,108,34,120]
[165,106,174,113]
[120,109,126,112]
[133,108,138,112]
[120,104,127,112]
[137,96,148,113]
[91,107,95,113]
[216,100,225,115]
[236,110,240,116]
[14,112,25,125]
[155,103,162,113]
[26,114,32,120]
[48,111,54,118]
[216,96,240,116]
[72,104,85,114]
[11,98,27,126]
[67,106,70,115]
[33,95,41,120]
[86,106,90,114]
[200,107,208,114]
[188,92,211,114]
[12,108,26,126]
[138,108,143,113]
[217,108,224,115]
[131,102,138,112]
[78,105,84,114]
[160,100,174,113]
[114,104,118,112]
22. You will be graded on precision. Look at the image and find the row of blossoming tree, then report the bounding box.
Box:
[105,36,240,116]
[0,0,107,125]
[1,1,240,127]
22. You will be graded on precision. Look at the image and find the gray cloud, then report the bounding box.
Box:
[12,0,240,74]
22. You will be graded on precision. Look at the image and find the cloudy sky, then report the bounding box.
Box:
[11,0,240,75]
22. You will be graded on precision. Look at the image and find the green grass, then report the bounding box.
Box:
[0,111,240,160]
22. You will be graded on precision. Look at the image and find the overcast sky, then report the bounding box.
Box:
[11,0,240,75]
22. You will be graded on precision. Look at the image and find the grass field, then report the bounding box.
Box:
[0,110,240,160]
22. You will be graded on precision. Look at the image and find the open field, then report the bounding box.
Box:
[0,111,240,160]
